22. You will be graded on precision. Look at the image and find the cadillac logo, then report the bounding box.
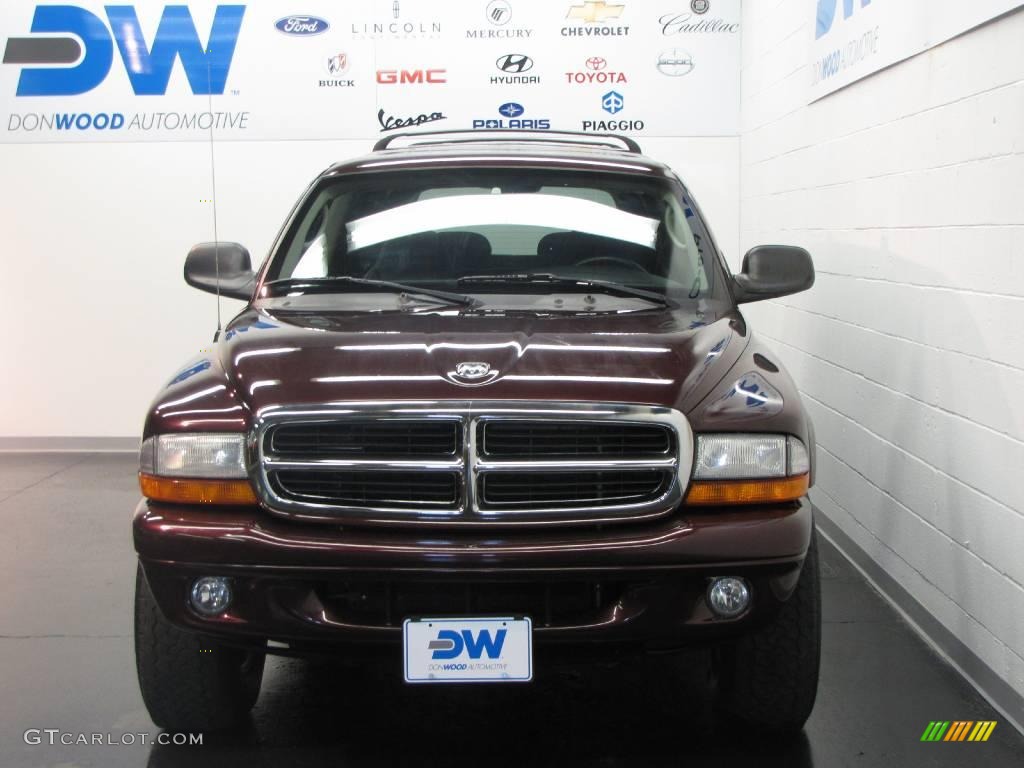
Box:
[454,362,491,379]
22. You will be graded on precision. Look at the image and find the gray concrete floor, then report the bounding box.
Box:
[0,452,1021,767]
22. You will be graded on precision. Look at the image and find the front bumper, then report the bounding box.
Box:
[134,498,813,651]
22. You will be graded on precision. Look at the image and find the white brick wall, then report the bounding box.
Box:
[739,2,1024,701]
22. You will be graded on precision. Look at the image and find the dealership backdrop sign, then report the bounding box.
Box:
[810,0,1024,101]
[0,0,741,143]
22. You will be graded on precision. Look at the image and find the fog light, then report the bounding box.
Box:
[190,576,232,616]
[707,577,750,618]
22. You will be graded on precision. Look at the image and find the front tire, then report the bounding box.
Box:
[134,564,265,732]
[714,529,821,734]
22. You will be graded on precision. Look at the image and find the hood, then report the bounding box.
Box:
[146,305,747,435]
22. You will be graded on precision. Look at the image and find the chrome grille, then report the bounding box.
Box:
[254,402,692,527]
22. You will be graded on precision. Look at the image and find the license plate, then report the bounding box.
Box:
[403,617,533,683]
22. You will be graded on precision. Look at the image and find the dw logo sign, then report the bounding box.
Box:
[3,4,245,96]
[428,628,507,660]
[815,0,872,39]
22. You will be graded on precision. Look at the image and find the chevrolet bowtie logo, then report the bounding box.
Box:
[566,1,625,23]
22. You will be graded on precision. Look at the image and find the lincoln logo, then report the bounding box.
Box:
[454,362,491,379]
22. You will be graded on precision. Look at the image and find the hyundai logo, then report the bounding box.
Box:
[454,362,492,379]
[275,15,329,36]
[498,102,524,118]
[496,53,533,73]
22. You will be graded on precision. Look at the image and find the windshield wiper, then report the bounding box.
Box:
[456,273,676,309]
[263,276,482,308]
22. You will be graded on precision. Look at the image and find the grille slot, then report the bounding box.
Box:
[480,470,670,508]
[482,421,672,458]
[318,579,627,628]
[272,470,459,507]
[270,420,460,458]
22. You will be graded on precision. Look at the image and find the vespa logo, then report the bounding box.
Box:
[428,628,507,660]
[3,4,245,96]
[454,361,492,379]
[816,0,872,39]
[274,15,329,36]
[496,54,533,73]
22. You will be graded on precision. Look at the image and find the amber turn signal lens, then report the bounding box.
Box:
[685,474,809,505]
[139,473,257,505]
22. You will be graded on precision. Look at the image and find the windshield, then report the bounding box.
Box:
[264,168,727,308]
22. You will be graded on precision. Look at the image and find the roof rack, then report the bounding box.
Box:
[373,129,642,154]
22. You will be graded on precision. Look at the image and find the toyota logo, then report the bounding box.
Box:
[496,53,533,73]
[454,362,491,379]
[585,56,607,71]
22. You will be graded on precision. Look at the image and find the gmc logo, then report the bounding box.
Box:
[376,69,447,84]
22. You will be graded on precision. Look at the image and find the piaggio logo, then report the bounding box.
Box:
[601,90,624,114]
[921,721,997,743]
[428,628,507,660]
[2,4,245,96]
[376,69,447,84]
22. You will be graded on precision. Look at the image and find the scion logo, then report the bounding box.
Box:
[378,108,447,132]
[656,48,694,76]
[320,53,354,88]
[274,15,329,36]
[473,102,550,130]
[563,1,629,37]
[601,90,624,114]
[565,56,627,84]
[2,4,245,96]
[428,628,507,661]
[493,54,539,85]
[660,10,739,35]
[376,69,447,84]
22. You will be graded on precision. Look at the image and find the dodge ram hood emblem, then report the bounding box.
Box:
[454,361,491,379]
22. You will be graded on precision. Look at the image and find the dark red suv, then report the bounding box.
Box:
[133,131,819,735]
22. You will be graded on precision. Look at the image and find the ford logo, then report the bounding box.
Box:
[275,15,329,36]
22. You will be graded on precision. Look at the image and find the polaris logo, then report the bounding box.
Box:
[274,15,329,36]
[3,4,245,97]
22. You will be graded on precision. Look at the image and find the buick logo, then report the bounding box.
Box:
[275,15,329,36]
[657,49,694,76]
[327,53,349,74]
[585,56,607,71]
[496,54,533,73]
[454,362,491,379]
[498,102,524,117]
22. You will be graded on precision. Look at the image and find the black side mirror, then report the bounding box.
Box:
[184,242,256,301]
[732,245,815,304]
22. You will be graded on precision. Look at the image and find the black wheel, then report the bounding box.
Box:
[714,529,821,735]
[134,564,265,732]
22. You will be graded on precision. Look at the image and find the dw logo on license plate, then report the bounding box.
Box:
[403,617,533,683]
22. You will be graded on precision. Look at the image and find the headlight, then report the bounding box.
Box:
[686,434,810,505]
[139,433,256,505]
